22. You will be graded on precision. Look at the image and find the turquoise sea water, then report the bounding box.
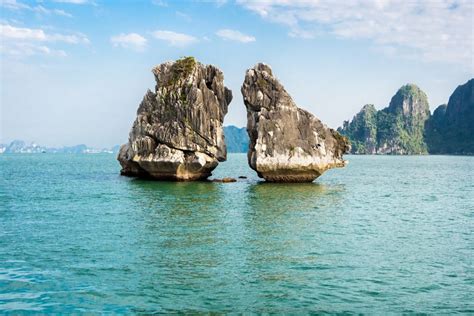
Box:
[0,153,473,313]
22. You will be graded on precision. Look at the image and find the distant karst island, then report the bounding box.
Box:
[338,79,474,155]
[0,141,120,154]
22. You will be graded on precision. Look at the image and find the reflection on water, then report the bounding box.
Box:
[128,178,222,214]
[117,178,350,312]
[241,182,348,305]
[245,182,345,213]
[125,179,228,312]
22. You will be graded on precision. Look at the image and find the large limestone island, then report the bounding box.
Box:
[339,78,473,155]
[242,63,350,182]
[425,79,473,155]
[118,57,232,180]
[339,84,430,154]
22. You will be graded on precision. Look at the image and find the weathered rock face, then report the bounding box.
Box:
[241,63,350,182]
[118,57,232,180]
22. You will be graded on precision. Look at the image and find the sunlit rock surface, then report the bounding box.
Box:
[118,57,232,180]
[241,63,349,182]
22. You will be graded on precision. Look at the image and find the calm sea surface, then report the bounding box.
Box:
[0,154,473,313]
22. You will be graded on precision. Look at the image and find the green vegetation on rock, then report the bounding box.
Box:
[338,104,377,154]
[340,79,474,155]
[339,84,430,154]
[425,79,474,154]
[167,56,196,87]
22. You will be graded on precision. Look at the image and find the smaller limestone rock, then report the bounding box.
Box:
[241,63,350,182]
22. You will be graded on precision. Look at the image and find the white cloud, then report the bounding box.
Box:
[176,11,191,22]
[35,6,74,18]
[1,0,73,17]
[110,33,147,51]
[1,42,67,57]
[1,24,47,41]
[216,29,256,43]
[152,30,198,47]
[152,0,168,7]
[1,24,89,44]
[214,0,228,7]
[237,0,474,68]
[0,23,89,58]
[52,9,73,18]
[1,0,29,10]
[52,0,89,4]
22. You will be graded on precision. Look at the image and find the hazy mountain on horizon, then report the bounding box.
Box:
[224,125,249,153]
[0,140,120,154]
[0,128,249,154]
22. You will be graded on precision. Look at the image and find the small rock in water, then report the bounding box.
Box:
[238,176,247,179]
[211,177,237,183]
[117,57,233,181]
[241,63,350,182]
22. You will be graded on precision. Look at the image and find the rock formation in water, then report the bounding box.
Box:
[118,57,232,180]
[338,84,430,154]
[425,79,474,154]
[241,63,350,182]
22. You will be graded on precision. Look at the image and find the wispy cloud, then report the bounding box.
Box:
[1,0,73,17]
[216,29,255,43]
[1,42,67,57]
[52,0,90,4]
[34,5,73,17]
[175,11,191,22]
[1,24,89,43]
[1,0,29,10]
[237,0,474,68]
[152,30,198,47]
[214,0,227,7]
[152,0,167,7]
[0,23,89,58]
[110,33,147,51]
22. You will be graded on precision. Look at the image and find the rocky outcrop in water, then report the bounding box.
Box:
[425,79,474,154]
[118,57,232,180]
[241,63,349,182]
[339,84,430,154]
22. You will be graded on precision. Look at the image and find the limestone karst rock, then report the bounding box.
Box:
[338,104,378,154]
[118,57,232,180]
[241,63,350,182]
[338,84,431,154]
[425,78,474,154]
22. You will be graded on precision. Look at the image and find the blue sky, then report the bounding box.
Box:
[1,0,473,147]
